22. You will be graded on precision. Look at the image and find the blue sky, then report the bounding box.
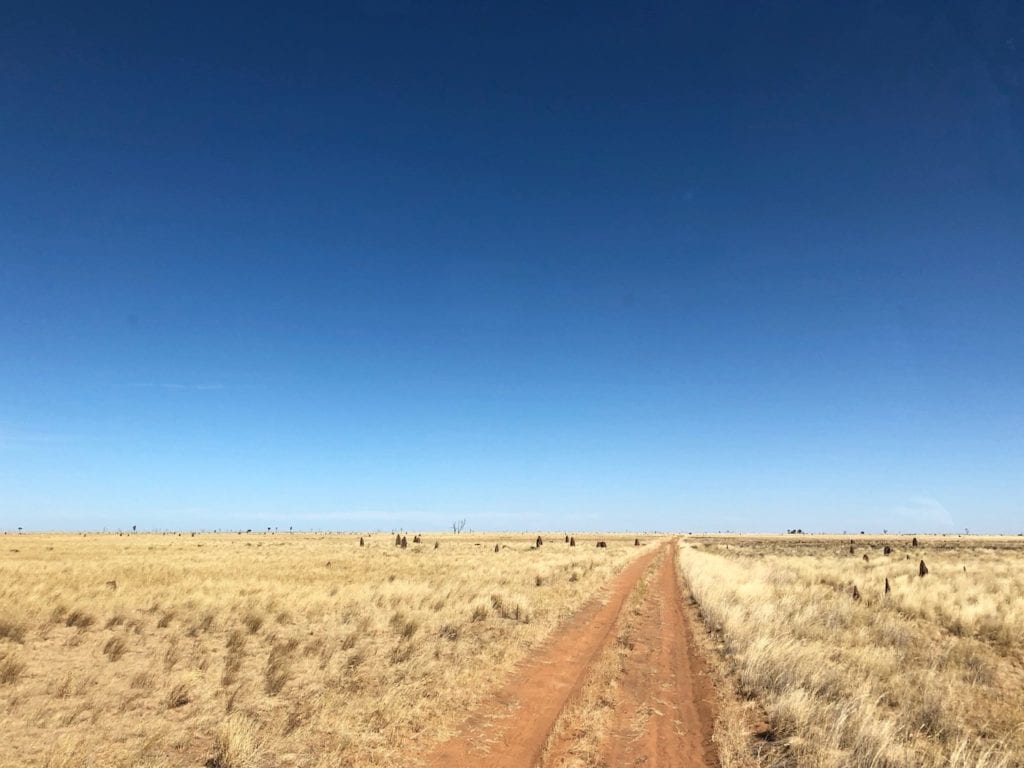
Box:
[2,2,1022,533]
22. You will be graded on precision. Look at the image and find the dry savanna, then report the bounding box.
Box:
[1,531,1023,767]
[0,531,651,767]
[681,535,1024,768]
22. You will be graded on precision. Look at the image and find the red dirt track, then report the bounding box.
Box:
[423,540,718,768]
[597,544,718,767]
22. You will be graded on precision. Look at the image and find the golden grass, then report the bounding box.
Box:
[677,536,1024,768]
[0,531,649,767]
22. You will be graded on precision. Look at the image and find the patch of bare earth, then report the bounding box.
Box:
[424,541,719,768]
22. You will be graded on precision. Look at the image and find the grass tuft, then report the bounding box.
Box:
[0,654,26,685]
[102,636,127,661]
[263,639,298,695]
[242,611,264,635]
[0,618,27,643]
[166,682,190,709]
[64,609,94,630]
[211,713,262,768]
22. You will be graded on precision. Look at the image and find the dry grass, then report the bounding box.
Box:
[678,535,1024,768]
[0,618,27,643]
[1,652,26,685]
[212,712,263,768]
[102,635,127,661]
[0,531,648,767]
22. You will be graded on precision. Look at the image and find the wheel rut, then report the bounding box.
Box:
[595,544,718,767]
[422,541,717,768]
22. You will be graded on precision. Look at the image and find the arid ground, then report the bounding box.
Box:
[2,532,1022,767]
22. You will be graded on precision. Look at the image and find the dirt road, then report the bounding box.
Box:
[423,541,718,768]
[594,544,718,767]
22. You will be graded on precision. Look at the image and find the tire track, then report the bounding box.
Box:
[422,541,718,768]
[596,544,718,767]
[422,544,663,768]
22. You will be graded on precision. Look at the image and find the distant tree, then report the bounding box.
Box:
[452,519,467,534]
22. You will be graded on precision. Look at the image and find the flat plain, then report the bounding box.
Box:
[2,531,1022,768]
[0,532,649,767]
[681,534,1024,768]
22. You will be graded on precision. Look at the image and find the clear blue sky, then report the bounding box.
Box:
[2,2,1022,533]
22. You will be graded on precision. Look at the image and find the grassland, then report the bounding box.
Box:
[677,535,1024,768]
[6,531,1022,768]
[0,531,648,767]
